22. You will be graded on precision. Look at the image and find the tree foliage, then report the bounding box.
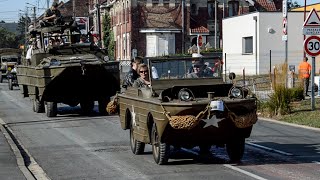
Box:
[102,12,115,59]
[0,27,19,48]
[288,0,301,10]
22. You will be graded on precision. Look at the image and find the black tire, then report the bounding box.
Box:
[98,97,110,115]
[8,79,13,90]
[33,99,45,113]
[46,102,57,117]
[226,138,245,163]
[80,101,94,114]
[130,117,145,155]
[151,123,170,165]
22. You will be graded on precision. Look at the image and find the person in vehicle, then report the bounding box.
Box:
[187,60,212,78]
[188,53,203,73]
[123,56,143,87]
[133,64,151,88]
[39,2,61,27]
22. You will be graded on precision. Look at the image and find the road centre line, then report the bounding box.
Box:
[246,142,293,156]
[223,164,268,180]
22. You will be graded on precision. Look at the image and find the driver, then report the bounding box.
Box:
[187,60,212,78]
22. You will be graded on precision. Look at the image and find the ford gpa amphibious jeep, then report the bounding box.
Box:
[17,21,119,117]
[117,56,257,165]
[0,48,21,83]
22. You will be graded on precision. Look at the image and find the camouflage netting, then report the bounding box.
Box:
[106,99,119,114]
[168,115,200,130]
[228,111,257,128]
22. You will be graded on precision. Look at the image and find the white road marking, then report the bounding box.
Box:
[246,142,293,156]
[224,164,268,180]
[312,161,320,164]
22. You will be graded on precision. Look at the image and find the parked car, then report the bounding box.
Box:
[116,56,258,165]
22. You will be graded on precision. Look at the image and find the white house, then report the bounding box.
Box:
[223,11,320,75]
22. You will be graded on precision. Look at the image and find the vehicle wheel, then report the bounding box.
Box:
[226,138,245,163]
[46,102,57,117]
[98,97,110,115]
[33,99,45,113]
[0,72,3,83]
[8,79,13,90]
[151,123,170,165]
[130,119,145,155]
[80,101,94,114]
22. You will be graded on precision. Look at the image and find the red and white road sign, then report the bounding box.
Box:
[304,36,320,57]
[197,35,203,47]
[283,18,287,35]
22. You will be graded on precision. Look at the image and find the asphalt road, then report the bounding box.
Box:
[0,82,319,180]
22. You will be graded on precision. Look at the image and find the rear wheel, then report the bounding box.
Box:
[8,79,13,90]
[46,102,57,117]
[33,99,45,113]
[226,138,245,163]
[130,116,145,155]
[98,97,110,115]
[80,100,94,114]
[151,123,170,165]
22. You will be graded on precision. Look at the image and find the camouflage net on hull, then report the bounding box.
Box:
[168,115,200,130]
[106,96,119,114]
[161,104,210,130]
[228,111,257,128]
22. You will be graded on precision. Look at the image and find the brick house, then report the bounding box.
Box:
[89,0,281,60]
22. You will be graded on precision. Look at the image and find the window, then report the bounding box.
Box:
[242,36,253,54]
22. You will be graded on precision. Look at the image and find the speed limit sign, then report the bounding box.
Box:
[304,36,320,57]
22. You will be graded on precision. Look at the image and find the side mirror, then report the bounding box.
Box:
[229,72,236,80]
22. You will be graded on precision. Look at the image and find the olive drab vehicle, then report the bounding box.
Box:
[17,17,120,117]
[115,56,257,165]
[0,48,21,84]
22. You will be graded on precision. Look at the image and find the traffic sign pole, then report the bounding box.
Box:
[283,0,288,88]
[311,57,315,110]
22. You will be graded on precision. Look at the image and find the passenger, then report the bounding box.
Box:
[79,35,88,43]
[39,2,61,27]
[133,64,151,88]
[123,56,143,87]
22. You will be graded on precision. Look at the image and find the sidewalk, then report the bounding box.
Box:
[0,127,28,180]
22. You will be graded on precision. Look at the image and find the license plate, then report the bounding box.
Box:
[210,100,224,111]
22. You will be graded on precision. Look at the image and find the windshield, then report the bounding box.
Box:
[1,56,18,63]
[149,57,222,80]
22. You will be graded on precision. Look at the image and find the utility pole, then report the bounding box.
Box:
[96,3,101,40]
[214,0,217,49]
[33,6,36,27]
[25,8,28,48]
[73,0,76,19]
[47,0,49,9]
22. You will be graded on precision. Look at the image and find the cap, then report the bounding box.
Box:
[192,53,203,58]
[194,60,205,68]
[52,2,59,7]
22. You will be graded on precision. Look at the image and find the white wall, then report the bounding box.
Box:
[223,13,257,75]
[223,12,314,75]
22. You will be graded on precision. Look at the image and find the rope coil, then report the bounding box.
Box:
[106,95,119,114]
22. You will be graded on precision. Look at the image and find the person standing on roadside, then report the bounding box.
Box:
[298,57,311,96]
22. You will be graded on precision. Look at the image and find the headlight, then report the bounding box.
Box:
[230,87,242,98]
[178,88,193,101]
[7,67,12,71]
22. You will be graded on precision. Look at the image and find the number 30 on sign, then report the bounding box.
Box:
[304,36,320,57]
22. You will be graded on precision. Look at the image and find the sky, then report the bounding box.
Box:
[0,0,319,23]
[0,0,67,23]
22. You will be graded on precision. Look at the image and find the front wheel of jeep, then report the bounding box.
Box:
[151,123,170,165]
[226,138,245,163]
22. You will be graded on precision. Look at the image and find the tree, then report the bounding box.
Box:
[0,27,18,48]
[102,12,115,59]
[0,20,5,23]
[288,0,301,10]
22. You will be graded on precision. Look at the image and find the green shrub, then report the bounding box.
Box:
[267,84,292,116]
[290,87,304,101]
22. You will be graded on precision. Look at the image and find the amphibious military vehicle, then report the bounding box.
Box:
[17,21,119,117]
[116,56,257,165]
